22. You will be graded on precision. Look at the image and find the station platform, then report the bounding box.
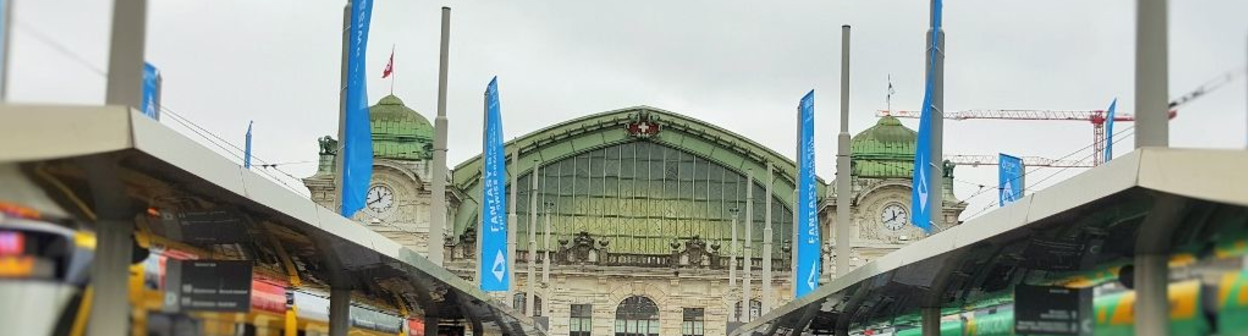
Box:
[0,105,545,336]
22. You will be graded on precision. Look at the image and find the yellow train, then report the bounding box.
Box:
[889,275,1248,336]
[0,202,430,336]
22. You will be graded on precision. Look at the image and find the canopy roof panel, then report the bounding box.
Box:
[0,105,545,335]
[733,147,1248,335]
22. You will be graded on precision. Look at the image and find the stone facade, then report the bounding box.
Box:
[305,100,966,336]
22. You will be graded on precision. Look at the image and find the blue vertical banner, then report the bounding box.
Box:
[1104,98,1118,163]
[480,77,509,292]
[998,153,1024,206]
[911,0,942,233]
[340,0,374,217]
[244,121,253,169]
[795,90,820,298]
[141,62,162,120]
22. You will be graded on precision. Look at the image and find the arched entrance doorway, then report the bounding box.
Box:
[615,296,659,336]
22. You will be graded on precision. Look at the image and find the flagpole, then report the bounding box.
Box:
[429,6,452,266]
[389,44,395,95]
[835,25,852,279]
[928,0,945,232]
[333,2,350,215]
[245,121,254,169]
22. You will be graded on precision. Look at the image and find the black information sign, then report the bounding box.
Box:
[1021,238,1085,271]
[1014,285,1093,335]
[151,210,252,245]
[164,260,253,312]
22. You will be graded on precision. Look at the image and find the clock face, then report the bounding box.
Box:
[366,185,395,215]
[880,203,909,231]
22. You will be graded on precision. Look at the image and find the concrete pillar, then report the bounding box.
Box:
[84,158,134,336]
[104,0,146,110]
[423,317,440,336]
[329,287,351,336]
[921,307,941,336]
[429,6,452,266]
[1134,254,1169,336]
[471,317,485,336]
[1135,0,1169,148]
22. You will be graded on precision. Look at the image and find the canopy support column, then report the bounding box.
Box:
[921,307,940,336]
[1134,195,1186,336]
[329,287,351,336]
[84,156,134,336]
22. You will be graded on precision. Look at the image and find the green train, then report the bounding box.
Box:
[889,271,1248,336]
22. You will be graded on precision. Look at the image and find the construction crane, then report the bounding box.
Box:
[879,67,1242,166]
[879,109,1177,166]
[945,155,1092,168]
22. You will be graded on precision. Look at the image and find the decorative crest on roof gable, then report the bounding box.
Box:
[626,110,661,138]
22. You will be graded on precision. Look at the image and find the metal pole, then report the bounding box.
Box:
[507,146,518,306]
[743,169,754,323]
[1135,3,1171,334]
[729,209,738,322]
[542,201,553,316]
[476,93,486,289]
[0,0,13,101]
[1135,0,1169,148]
[429,6,452,266]
[835,24,853,279]
[792,107,800,299]
[927,0,945,231]
[762,163,774,315]
[333,2,349,214]
[329,288,351,336]
[526,161,539,317]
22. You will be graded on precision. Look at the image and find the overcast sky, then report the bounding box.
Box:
[10,0,1247,221]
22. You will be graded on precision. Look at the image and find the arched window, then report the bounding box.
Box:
[734,299,762,322]
[615,296,659,336]
[512,293,543,317]
[513,141,796,257]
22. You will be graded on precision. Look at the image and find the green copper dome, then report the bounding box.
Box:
[851,116,917,178]
[370,95,434,160]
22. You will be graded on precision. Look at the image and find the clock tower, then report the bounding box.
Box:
[822,115,967,271]
[303,95,446,257]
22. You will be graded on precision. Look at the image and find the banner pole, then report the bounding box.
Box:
[429,6,452,266]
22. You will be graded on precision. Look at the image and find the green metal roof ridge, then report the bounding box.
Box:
[451,105,828,186]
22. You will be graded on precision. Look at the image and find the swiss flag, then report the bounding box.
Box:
[382,49,394,79]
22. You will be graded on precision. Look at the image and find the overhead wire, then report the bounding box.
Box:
[15,21,314,197]
[961,125,1137,221]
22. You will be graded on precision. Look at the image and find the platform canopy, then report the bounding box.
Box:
[733,147,1248,335]
[0,105,546,336]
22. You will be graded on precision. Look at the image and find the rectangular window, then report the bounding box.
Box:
[570,304,592,336]
[682,308,705,336]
